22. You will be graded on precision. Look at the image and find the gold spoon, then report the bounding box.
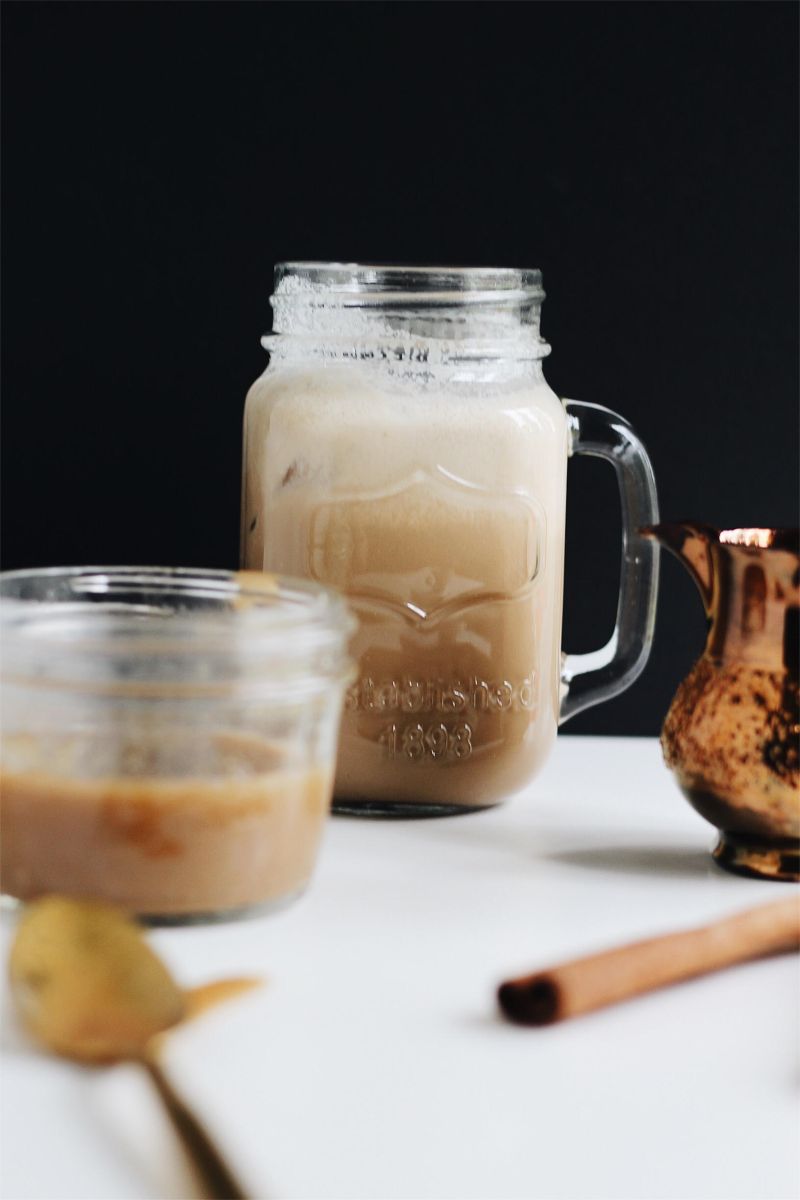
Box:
[9,896,258,1200]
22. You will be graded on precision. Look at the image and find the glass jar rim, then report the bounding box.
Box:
[273,262,545,306]
[266,262,550,364]
[0,567,355,695]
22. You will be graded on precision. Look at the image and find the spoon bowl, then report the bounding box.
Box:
[9,896,254,1199]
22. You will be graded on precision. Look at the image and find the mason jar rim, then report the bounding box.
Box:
[272,262,545,307]
[265,262,550,365]
[0,566,355,695]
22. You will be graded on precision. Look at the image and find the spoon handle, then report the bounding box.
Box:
[143,1056,250,1200]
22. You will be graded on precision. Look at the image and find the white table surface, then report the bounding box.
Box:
[1,736,798,1200]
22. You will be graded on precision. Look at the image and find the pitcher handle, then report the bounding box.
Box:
[559,400,660,723]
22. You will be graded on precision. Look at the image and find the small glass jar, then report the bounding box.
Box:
[242,264,659,814]
[0,567,353,921]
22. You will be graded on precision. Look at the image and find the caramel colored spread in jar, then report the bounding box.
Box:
[1,732,333,918]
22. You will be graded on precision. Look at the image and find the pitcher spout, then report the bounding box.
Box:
[641,521,716,612]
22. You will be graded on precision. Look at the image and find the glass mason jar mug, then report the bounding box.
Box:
[242,264,659,813]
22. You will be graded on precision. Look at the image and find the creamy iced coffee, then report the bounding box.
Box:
[242,365,570,809]
[1,731,333,917]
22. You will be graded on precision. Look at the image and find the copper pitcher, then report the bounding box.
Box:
[644,524,799,881]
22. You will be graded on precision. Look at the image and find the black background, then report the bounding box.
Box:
[2,2,798,736]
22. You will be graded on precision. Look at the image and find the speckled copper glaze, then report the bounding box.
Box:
[644,524,800,881]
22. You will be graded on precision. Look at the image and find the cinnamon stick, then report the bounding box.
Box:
[497,896,800,1026]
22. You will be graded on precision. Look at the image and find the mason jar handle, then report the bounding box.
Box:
[559,400,660,723]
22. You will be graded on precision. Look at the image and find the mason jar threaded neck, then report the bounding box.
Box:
[263,262,551,365]
[0,566,355,700]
